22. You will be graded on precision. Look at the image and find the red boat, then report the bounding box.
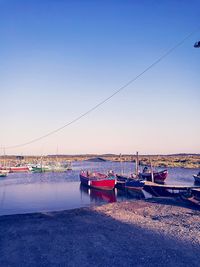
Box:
[80,171,116,190]
[9,166,30,173]
[139,169,168,184]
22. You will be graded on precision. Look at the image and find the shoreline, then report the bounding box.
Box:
[1,154,200,169]
[1,199,200,266]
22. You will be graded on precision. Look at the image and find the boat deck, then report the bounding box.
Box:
[143,181,200,197]
[192,188,200,193]
[144,181,200,190]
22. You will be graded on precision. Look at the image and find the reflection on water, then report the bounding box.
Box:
[0,161,199,216]
[80,184,116,203]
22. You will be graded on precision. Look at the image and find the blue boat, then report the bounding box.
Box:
[116,174,145,190]
[116,152,145,191]
[125,178,145,191]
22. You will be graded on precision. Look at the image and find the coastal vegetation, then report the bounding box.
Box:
[0,154,200,169]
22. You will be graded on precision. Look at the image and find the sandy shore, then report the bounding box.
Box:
[0,199,200,267]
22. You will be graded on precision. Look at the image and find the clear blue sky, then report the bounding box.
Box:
[0,0,200,155]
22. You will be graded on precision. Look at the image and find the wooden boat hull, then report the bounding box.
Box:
[0,170,9,177]
[31,167,43,173]
[31,166,52,173]
[193,175,200,184]
[0,173,7,177]
[65,168,72,171]
[116,175,144,190]
[144,181,199,197]
[9,166,29,173]
[183,189,200,207]
[139,170,168,183]
[80,173,116,190]
[191,189,200,201]
[125,179,145,191]
[115,175,127,188]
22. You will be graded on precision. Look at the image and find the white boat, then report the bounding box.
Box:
[0,170,9,177]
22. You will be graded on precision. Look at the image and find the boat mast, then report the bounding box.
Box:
[3,148,6,168]
[135,151,139,178]
[149,156,154,183]
[40,156,43,172]
[120,153,122,175]
[56,145,59,170]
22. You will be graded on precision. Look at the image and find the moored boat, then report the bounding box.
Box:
[139,169,168,184]
[125,178,145,191]
[115,174,127,188]
[193,172,200,184]
[80,171,116,190]
[9,166,30,173]
[0,170,9,177]
[116,174,145,190]
[65,161,72,171]
[31,165,52,173]
[116,152,145,190]
[66,165,72,171]
[183,188,200,206]
[191,188,200,202]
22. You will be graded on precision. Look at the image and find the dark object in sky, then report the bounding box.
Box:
[194,41,200,48]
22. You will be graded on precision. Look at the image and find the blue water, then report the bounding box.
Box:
[0,161,198,216]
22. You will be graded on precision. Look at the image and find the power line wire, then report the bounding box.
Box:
[3,27,200,150]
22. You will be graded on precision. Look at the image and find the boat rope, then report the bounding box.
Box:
[3,27,200,150]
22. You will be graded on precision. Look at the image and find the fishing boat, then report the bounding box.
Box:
[116,174,145,190]
[62,161,72,171]
[66,164,72,171]
[31,165,52,173]
[181,188,200,207]
[80,170,116,190]
[9,166,30,173]
[116,174,129,188]
[190,189,200,203]
[31,166,43,173]
[125,178,145,191]
[116,152,145,190]
[0,170,9,177]
[32,163,69,173]
[193,172,200,184]
[139,169,168,184]
[53,166,66,172]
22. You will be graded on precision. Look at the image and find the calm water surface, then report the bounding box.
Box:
[0,161,198,216]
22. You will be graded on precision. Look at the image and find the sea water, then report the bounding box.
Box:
[0,161,198,216]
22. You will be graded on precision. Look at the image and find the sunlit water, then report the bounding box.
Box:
[0,161,199,216]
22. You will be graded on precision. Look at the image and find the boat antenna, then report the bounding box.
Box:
[149,156,154,183]
[135,152,139,178]
[119,154,122,175]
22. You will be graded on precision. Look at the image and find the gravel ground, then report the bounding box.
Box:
[0,199,200,267]
[95,198,200,245]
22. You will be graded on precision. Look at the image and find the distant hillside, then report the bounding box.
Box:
[85,157,108,162]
